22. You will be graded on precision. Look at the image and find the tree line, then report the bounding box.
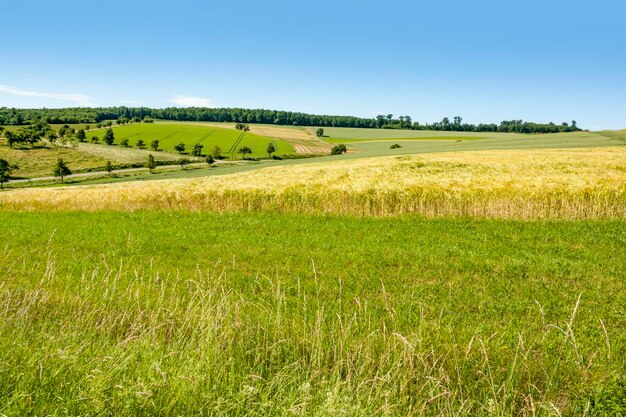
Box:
[0,107,582,134]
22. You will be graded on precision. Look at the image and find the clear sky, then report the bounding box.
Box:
[1,0,625,130]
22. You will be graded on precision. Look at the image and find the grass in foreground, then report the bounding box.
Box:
[0,212,624,416]
[2,147,624,219]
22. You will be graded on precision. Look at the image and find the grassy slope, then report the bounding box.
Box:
[0,139,180,179]
[0,212,624,415]
[90,123,295,157]
[0,143,110,178]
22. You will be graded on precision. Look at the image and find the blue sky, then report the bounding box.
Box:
[1,0,625,130]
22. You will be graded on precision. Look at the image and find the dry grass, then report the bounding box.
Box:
[0,144,111,178]
[1,147,624,219]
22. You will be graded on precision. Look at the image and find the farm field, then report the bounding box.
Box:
[90,123,295,157]
[329,130,624,157]
[0,212,624,415]
[2,146,624,219]
[0,138,180,179]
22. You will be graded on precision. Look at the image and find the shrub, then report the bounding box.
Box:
[331,144,347,155]
[390,144,402,149]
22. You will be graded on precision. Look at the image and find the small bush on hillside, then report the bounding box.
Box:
[390,143,402,149]
[331,144,347,155]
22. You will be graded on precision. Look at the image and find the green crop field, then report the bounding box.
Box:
[325,130,623,158]
[90,123,295,157]
[0,212,624,416]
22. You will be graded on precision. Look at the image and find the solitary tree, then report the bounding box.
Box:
[150,140,159,151]
[0,158,19,189]
[103,128,115,145]
[4,131,17,148]
[239,146,252,159]
[192,143,204,157]
[266,142,276,158]
[178,158,190,170]
[105,160,113,176]
[316,128,324,137]
[211,145,222,159]
[331,144,347,155]
[147,154,157,173]
[85,124,90,131]
[136,139,145,149]
[174,143,186,154]
[53,158,72,183]
[91,136,99,143]
[47,132,58,145]
[120,138,129,147]
[205,154,215,165]
[76,129,86,142]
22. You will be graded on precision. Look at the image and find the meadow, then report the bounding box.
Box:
[0,212,624,416]
[90,123,295,157]
[1,121,625,416]
[2,147,624,219]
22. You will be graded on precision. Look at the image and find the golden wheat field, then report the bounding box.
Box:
[1,147,624,219]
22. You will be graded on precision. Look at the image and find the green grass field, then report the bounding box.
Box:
[327,130,623,158]
[90,123,295,157]
[0,212,624,416]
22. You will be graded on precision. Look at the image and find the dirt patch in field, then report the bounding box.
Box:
[249,126,333,155]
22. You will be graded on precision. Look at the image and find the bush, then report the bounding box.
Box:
[331,144,347,155]
[390,144,402,149]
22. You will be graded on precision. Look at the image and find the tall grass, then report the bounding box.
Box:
[0,213,625,415]
[1,147,624,219]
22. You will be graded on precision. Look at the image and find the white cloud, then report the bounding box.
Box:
[0,84,94,105]
[171,95,213,107]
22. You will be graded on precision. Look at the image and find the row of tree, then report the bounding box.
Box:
[0,107,582,133]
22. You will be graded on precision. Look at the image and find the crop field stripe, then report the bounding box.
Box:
[228,132,246,154]
[192,129,217,146]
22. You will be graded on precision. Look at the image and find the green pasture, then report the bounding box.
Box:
[0,212,624,415]
[331,130,624,157]
[90,123,294,157]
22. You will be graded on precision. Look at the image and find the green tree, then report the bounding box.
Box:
[143,116,154,123]
[174,143,186,154]
[105,160,113,176]
[91,136,99,143]
[211,145,222,159]
[85,124,90,131]
[4,131,17,148]
[0,158,19,189]
[266,142,276,157]
[178,158,190,170]
[331,144,347,155]
[239,146,252,159]
[120,138,129,147]
[192,143,204,156]
[103,128,115,145]
[150,140,159,151]
[147,154,157,173]
[136,139,145,149]
[316,128,324,137]
[76,129,86,142]
[205,155,215,165]
[53,158,72,183]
